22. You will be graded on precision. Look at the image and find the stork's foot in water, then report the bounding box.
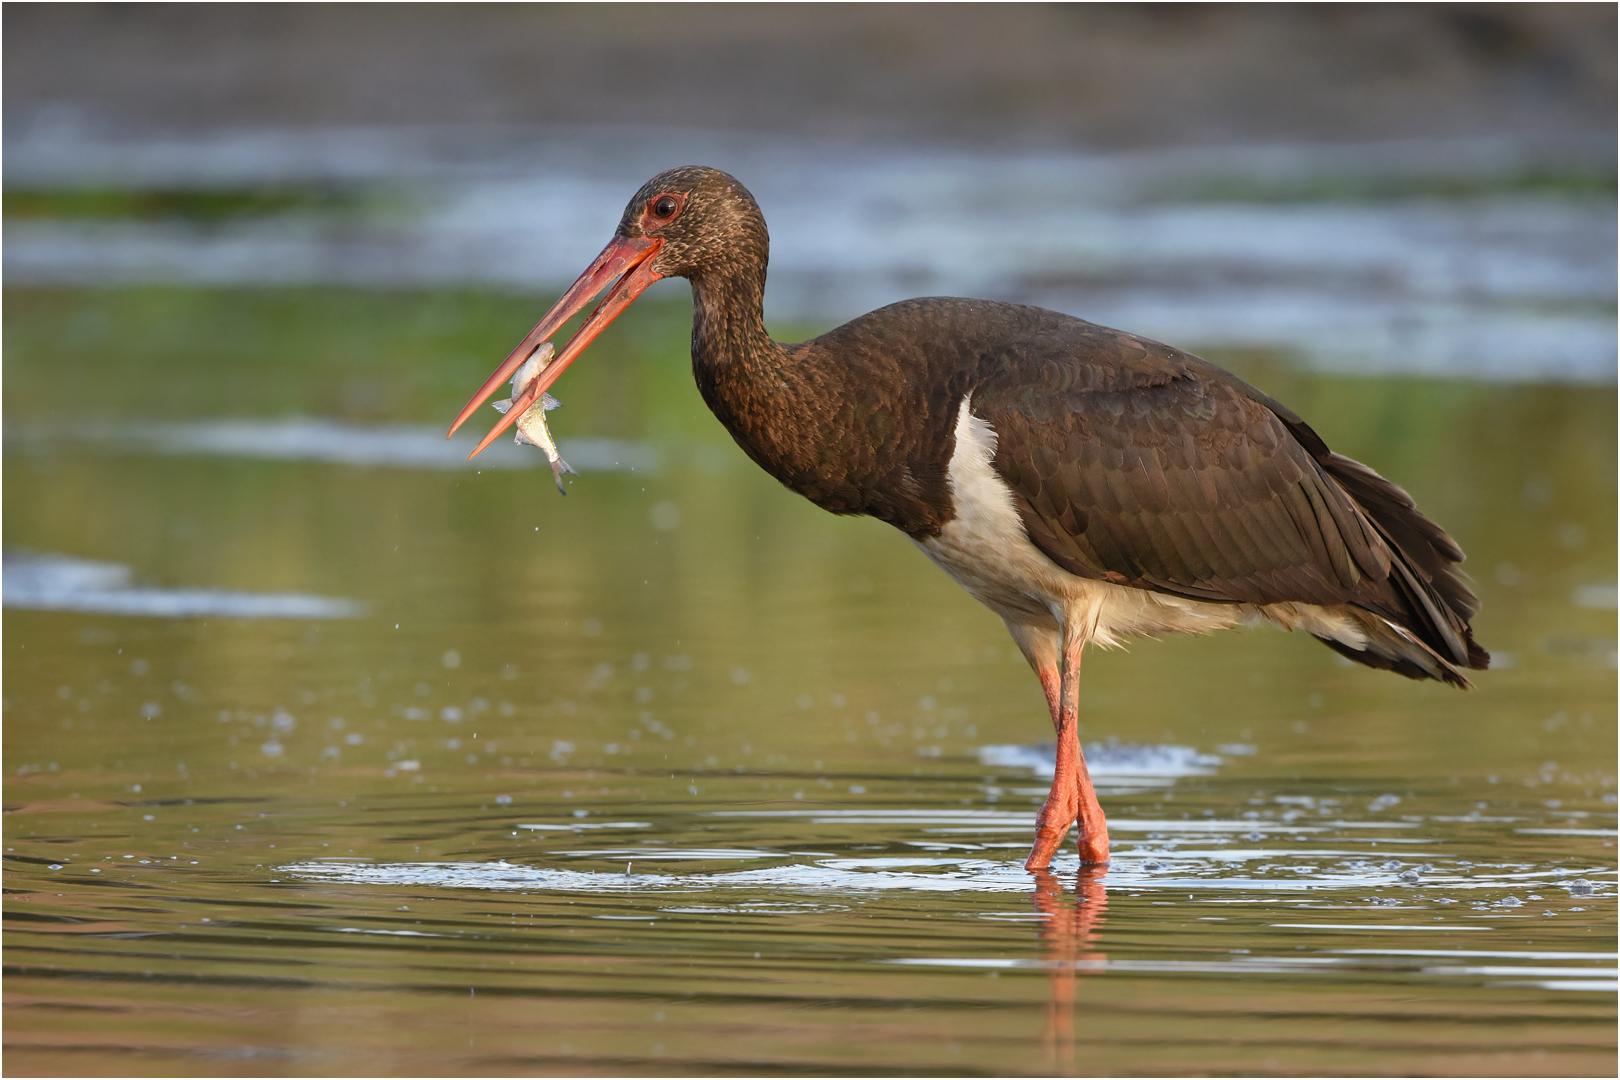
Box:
[1026,781,1078,871]
[1024,775,1110,870]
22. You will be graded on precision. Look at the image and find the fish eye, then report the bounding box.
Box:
[651,195,679,219]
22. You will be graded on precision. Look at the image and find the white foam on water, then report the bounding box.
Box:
[281,856,1041,894]
[280,845,1606,901]
[515,821,652,832]
[562,848,782,861]
[3,552,364,619]
[707,808,1037,823]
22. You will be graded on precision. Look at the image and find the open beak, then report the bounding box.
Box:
[447,234,665,458]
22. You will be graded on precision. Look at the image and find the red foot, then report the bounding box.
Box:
[1025,776,1079,870]
[1025,821,1109,870]
[1074,820,1110,865]
[1023,754,1110,870]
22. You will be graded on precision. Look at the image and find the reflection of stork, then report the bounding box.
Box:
[450,166,1488,870]
[1032,868,1109,1066]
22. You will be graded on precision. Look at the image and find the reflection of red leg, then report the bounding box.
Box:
[1025,640,1109,870]
[1032,865,1109,1068]
[1031,868,1075,1063]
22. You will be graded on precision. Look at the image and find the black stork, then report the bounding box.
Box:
[448,166,1489,871]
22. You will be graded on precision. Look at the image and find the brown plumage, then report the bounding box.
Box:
[452,165,1488,871]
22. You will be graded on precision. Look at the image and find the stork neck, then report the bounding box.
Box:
[689,260,786,383]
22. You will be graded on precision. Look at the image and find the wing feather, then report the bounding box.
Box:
[971,319,1485,678]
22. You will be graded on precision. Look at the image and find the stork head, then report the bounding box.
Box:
[619,166,768,282]
[446,167,765,457]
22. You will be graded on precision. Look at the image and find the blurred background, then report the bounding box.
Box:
[5,6,1616,1074]
[5,3,1616,377]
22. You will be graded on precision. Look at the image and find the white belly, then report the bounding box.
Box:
[914,398,1368,657]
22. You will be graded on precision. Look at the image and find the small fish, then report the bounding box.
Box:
[491,342,578,495]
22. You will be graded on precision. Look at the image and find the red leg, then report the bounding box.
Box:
[1025,639,1110,870]
[1025,659,1073,869]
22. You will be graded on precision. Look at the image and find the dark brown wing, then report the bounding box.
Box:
[973,320,1488,683]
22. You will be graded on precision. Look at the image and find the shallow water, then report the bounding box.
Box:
[4,287,1616,1075]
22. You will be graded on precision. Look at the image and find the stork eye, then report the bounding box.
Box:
[652,195,679,219]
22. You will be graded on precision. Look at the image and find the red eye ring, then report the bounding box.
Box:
[639,191,686,234]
